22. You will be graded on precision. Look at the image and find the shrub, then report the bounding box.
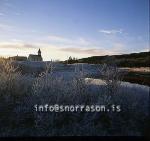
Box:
[0,60,149,136]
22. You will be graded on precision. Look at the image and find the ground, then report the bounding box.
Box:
[0,60,149,136]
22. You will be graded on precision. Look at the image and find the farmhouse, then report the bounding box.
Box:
[28,49,43,61]
[9,55,27,61]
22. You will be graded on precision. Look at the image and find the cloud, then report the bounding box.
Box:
[11,39,23,43]
[0,41,39,58]
[0,0,21,17]
[47,35,70,42]
[0,42,38,49]
[0,23,14,31]
[99,29,123,34]
[78,38,90,45]
[3,1,14,8]
[60,46,123,56]
[139,48,149,52]
[60,47,101,55]
[2,35,147,61]
[0,40,124,61]
[46,35,91,47]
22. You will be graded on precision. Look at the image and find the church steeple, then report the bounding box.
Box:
[38,48,41,56]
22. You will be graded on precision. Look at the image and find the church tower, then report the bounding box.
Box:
[38,48,41,56]
[28,48,43,61]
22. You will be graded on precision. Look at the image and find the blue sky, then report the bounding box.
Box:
[0,0,149,60]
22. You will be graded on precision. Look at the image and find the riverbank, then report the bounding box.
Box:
[120,67,150,86]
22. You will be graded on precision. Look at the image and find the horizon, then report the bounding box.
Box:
[0,0,149,61]
[0,50,149,61]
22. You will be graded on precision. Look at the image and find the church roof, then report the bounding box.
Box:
[28,54,41,58]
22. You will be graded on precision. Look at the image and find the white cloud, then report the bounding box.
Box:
[1,35,147,61]
[0,23,14,31]
[60,47,103,55]
[46,35,90,46]
[99,29,123,34]
[78,38,89,45]
[0,41,37,58]
[60,46,123,57]
[140,48,149,52]
[11,39,23,42]
[0,42,38,49]
[0,41,125,61]
[47,35,70,42]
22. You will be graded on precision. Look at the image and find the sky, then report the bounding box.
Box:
[0,0,149,61]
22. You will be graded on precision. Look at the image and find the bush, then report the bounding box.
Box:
[0,59,149,136]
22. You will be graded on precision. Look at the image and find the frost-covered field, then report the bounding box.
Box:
[0,60,149,136]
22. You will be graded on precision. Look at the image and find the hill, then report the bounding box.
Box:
[75,52,150,67]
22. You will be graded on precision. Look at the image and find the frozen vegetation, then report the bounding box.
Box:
[0,60,149,136]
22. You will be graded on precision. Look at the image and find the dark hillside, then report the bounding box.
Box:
[77,52,150,67]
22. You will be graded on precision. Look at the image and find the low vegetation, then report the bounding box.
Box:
[0,59,149,136]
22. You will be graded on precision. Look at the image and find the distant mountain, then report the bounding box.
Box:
[68,52,150,67]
